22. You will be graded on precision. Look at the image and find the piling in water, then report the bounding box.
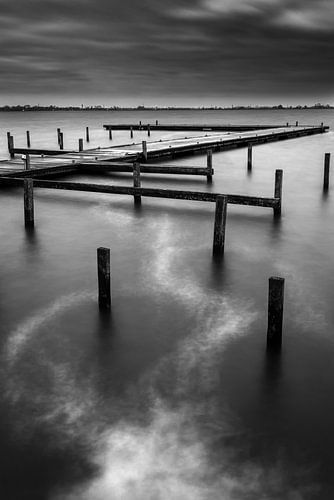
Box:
[24,153,31,170]
[133,162,141,205]
[109,129,112,140]
[206,149,213,182]
[9,135,15,159]
[24,178,34,228]
[86,126,90,142]
[267,276,285,350]
[130,126,133,138]
[147,124,151,137]
[247,144,252,171]
[57,128,61,145]
[213,195,227,256]
[59,132,64,150]
[79,138,83,152]
[26,131,31,148]
[97,247,111,309]
[142,141,147,162]
[274,169,283,217]
[324,153,330,192]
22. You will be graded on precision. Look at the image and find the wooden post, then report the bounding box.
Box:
[133,162,141,204]
[274,169,283,217]
[24,178,34,228]
[156,120,158,126]
[86,126,90,142]
[109,129,112,140]
[147,124,151,137]
[286,122,289,127]
[59,132,64,150]
[97,247,111,309]
[324,153,330,192]
[206,149,213,182]
[295,121,299,126]
[79,138,83,152]
[7,132,11,152]
[247,144,252,171]
[267,277,284,350]
[9,135,14,158]
[57,128,61,145]
[24,153,30,170]
[26,130,31,148]
[213,195,227,256]
[130,126,133,139]
[142,141,147,162]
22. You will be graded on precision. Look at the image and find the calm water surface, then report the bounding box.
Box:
[0,110,333,499]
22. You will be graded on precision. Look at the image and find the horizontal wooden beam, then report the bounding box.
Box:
[12,148,72,156]
[0,177,279,209]
[77,162,211,176]
[103,124,284,132]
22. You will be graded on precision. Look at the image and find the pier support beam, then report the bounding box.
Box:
[24,178,34,228]
[213,195,227,256]
[274,169,283,217]
[97,247,111,310]
[9,135,15,159]
[26,131,31,148]
[133,162,141,205]
[86,126,90,142]
[130,126,133,139]
[247,144,252,171]
[147,124,151,137]
[206,149,213,182]
[79,138,83,152]
[23,153,30,170]
[267,277,285,350]
[142,141,147,162]
[57,128,61,145]
[59,132,64,150]
[109,129,112,140]
[323,153,330,192]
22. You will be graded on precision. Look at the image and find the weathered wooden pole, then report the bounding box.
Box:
[323,153,330,192]
[286,122,289,127]
[156,119,158,126]
[79,138,83,152]
[212,195,227,256]
[24,153,30,170]
[130,126,133,139]
[24,178,34,228]
[274,169,283,217]
[109,129,112,140]
[97,247,111,309]
[57,128,61,145]
[206,149,213,182]
[142,140,147,162]
[86,126,90,142]
[247,144,252,171]
[26,130,31,148]
[267,277,285,350]
[133,162,141,204]
[6,132,11,151]
[9,135,15,158]
[59,132,64,150]
[295,121,299,126]
[147,124,151,137]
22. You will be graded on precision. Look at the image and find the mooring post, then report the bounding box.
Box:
[133,162,141,205]
[109,129,112,140]
[267,276,284,350]
[147,124,151,137]
[274,169,283,217]
[86,126,90,142]
[324,153,331,192]
[97,247,111,309]
[24,153,31,170]
[57,128,61,145]
[295,121,299,126]
[286,122,289,127]
[24,178,34,228]
[156,119,158,126]
[130,126,133,139]
[9,135,15,158]
[79,138,83,152]
[247,144,253,171]
[206,149,213,182]
[26,130,31,148]
[59,132,64,150]
[213,195,227,256]
[142,140,147,162]
[6,131,11,151]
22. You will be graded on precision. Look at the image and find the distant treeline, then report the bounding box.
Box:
[0,104,333,112]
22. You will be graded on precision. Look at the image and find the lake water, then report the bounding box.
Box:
[0,109,333,499]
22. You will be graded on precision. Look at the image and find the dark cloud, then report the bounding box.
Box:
[0,0,333,105]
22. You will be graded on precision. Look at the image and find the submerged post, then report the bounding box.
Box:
[9,135,14,158]
[133,162,141,204]
[26,130,31,148]
[156,119,158,126]
[97,247,111,309]
[206,149,213,182]
[267,277,284,350]
[274,169,283,217]
[79,138,83,152]
[57,128,61,145]
[6,132,11,152]
[130,126,133,139]
[295,121,299,127]
[86,126,90,142]
[323,153,330,192]
[59,132,64,150]
[109,129,112,140]
[247,144,252,171]
[142,140,147,162]
[147,124,151,137]
[213,195,227,256]
[24,178,34,228]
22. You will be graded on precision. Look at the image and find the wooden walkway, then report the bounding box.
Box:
[1,125,328,178]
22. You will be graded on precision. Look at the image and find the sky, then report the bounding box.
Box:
[0,0,333,107]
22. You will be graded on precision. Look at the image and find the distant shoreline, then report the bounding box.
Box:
[0,105,333,112]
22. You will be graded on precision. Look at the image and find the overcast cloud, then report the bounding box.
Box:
[0,0,333,105]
